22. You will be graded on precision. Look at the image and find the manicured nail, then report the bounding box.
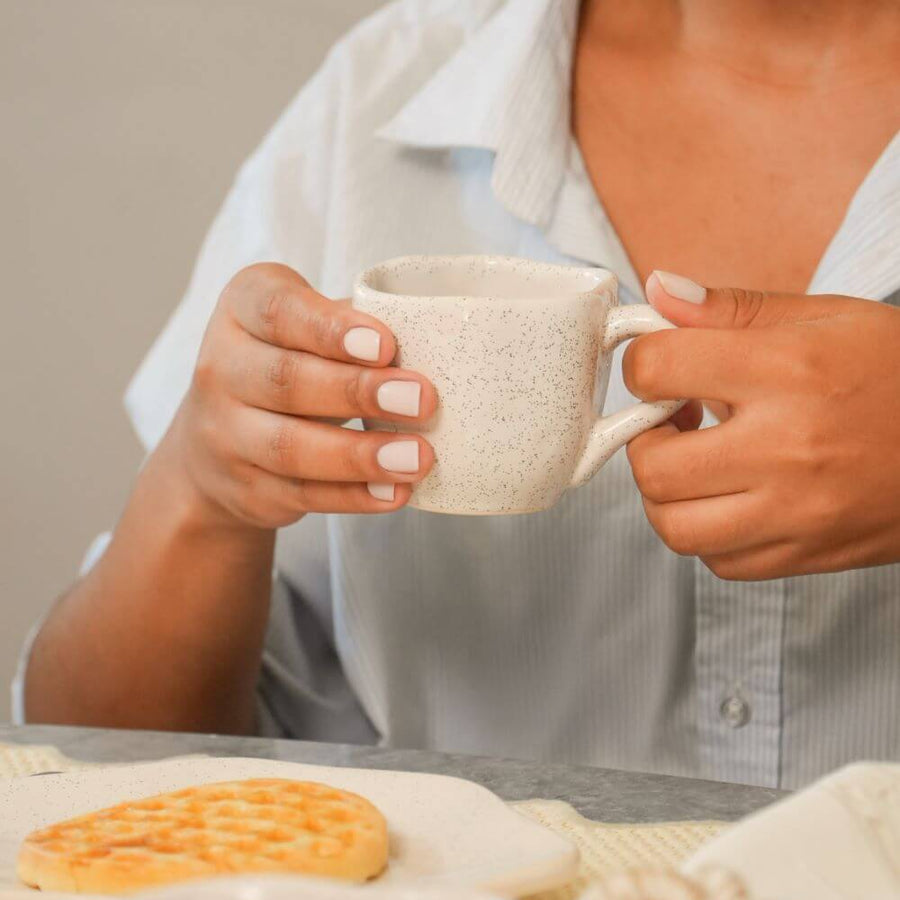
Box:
[344,327,381,361]
[377,381,421,417]
[368,483,395,502]
[377,440,419,473]
[650,270,707,304]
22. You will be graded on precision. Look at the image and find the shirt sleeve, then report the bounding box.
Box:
[126,53,372,738]
[125,51,343,452]
[10,532,113,724]
[14,49,361,733]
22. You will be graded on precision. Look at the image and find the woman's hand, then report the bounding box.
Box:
[165,262,437,530]
[25,259,436,730]
[624,271,900,581]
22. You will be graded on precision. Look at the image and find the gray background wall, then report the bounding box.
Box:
[0,0,386,720]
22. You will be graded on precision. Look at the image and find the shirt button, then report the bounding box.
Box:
[720,695,751,729]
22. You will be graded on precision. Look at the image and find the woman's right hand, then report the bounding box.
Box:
[163,262,437,529]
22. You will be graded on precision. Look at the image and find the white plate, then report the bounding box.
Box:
[143,873,501,900]
[0,757,578,899]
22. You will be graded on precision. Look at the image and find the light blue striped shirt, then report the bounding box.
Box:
[19,0,900,789]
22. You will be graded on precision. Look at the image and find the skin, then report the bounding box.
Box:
[25,1,900,730]
[627,278,900,581]
[575,0,900,579]
[575,0,900,291]
[25,265,438,731]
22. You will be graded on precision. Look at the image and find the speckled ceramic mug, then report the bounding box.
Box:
[353,255,684,515]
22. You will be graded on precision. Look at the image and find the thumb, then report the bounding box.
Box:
[644,270,839,329]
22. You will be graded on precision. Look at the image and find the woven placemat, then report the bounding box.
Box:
[0,743,728,898]
[514,799,728,900]
[0,741,99,778]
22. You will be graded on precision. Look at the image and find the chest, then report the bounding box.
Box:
[573,53,900,293]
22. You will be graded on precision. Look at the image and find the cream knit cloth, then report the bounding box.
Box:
[513,800,727,900]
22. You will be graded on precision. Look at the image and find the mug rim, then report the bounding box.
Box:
[354,254,616,303]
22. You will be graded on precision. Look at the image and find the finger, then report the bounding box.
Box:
[627,421,750,502]
[622,327,760,404]
[703,541,797,582]
[232,467,414,522]
[669,399,703,432]
[229,405,434,483]
[705,531,887,581]
[224,263,396,365]
[644,270,852,330]
[642,490,774,558]
[225,337,438,421]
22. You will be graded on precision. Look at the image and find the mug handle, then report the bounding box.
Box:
[570,304,686,487]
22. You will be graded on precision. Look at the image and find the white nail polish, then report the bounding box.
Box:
[652,270,707,304]
[377,440,419,473]
[368,483,395,502]
[344,327,381,361]
[377,381,421,417]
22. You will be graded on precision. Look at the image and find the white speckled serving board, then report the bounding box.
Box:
[0,757,578,899]
[143,875,503,900]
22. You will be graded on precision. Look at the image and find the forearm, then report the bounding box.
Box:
[24,432,276,734]
[25,260,433,728]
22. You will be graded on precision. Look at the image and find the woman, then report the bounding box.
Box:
[20,0,900,789]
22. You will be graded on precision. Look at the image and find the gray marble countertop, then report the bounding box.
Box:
[0,724,785,823]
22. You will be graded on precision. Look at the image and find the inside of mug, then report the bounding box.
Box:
[364,256,610,301]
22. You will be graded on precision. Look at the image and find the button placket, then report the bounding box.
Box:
[694,561,786,788]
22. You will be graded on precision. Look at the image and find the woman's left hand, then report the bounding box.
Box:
[624,271,900,581]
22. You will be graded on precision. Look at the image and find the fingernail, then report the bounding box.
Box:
[368,483,395,502]
[650,270,707,304]
[344,327,381,361]
[377,440,419,473]
[377,381,421,417]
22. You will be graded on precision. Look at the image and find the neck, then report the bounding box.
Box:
[581,0,900,87]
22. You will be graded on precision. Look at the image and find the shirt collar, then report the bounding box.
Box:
[377,0,581,229]
[809,130,900,302]
[380,0,900,304]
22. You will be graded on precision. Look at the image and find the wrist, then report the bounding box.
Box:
[140,417,272,544]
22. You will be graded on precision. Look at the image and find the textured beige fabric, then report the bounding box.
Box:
[0,744,205,778]
[515,800,728,900]
[0,744,728,899]
[0,742,97,778]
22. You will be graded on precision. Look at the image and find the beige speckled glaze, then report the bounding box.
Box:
[353,256,684,515]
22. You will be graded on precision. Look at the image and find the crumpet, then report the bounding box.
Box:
[17,778,389,894]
